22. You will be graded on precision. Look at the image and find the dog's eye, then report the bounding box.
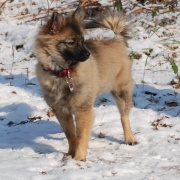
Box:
[67,41,75,46]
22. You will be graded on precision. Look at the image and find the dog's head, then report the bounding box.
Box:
[36,7,90,69]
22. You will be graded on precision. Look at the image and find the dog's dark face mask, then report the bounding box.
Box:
[56,35,90,66]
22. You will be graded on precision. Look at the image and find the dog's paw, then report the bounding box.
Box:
[126,141,138,146]
[62,153,73,161]
[74,153,86,161]
[125,138,138,146]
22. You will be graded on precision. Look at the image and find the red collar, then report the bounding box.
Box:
[58,69,73,77]
[42,66,73,77]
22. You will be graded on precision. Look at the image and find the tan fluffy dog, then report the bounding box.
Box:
[34,7,137,161]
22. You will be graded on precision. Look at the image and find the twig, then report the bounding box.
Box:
[142,56,149,87]
[0,0,8,8]
[46,0,50,16]
[99,106,106,126]
[25,15,49,23]
[26,68,29,81]
[9,45,15,83]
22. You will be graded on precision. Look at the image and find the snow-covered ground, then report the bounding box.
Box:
[0,0,180,179]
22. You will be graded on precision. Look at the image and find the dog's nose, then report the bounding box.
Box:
[85,51,90,58]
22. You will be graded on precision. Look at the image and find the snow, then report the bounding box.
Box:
[0,0,180,179]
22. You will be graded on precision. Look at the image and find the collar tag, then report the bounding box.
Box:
[65,70,74,92]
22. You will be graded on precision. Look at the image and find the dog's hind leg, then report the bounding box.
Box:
[53,108,77,159]
[112,83,137,145]
[73,107,94,161]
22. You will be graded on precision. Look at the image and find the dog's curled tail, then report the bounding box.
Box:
[92,9,131,41]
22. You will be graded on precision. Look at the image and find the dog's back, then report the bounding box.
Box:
[85,38,132,95]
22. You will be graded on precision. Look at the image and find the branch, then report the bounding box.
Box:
[0,0,9,8]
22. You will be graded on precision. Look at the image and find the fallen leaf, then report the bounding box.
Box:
[160,123,172,128]
[32,2,36,5]
[165,101,178,107]
[7,121,15,126]
[40,171,47,175]
[47,109,55,117]
[99,132,105,138]
[0,68,6,72]
[151,116,171,130]
[144,91,157,96]
[27,116,42,121]
[15,44,24,50]
[172,81,180,89]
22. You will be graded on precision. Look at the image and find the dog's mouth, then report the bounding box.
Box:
[66,57,87,67]
[70,54,90,64]
[53,58,83,70]
[64,51,90,66]
[60,47,90,63]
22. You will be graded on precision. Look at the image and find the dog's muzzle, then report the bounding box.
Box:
[78,49,90,62]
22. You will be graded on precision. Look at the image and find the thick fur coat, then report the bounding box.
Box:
[34,7,137,161]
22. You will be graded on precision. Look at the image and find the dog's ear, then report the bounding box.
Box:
[72,6,85,24]
[47,12,66,34]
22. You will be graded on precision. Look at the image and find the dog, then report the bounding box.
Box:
[34,7,137,161]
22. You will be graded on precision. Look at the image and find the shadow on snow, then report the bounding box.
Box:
[0,72,179,153]
[0,102,64,154]
[95,83,180,117]
[0,73,41,96]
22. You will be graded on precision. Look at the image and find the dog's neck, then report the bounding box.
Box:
[42,65,74,92]
[42,65,73,77]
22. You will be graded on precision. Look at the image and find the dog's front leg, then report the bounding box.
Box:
[74,107,94,161]
[53,108,77,159]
